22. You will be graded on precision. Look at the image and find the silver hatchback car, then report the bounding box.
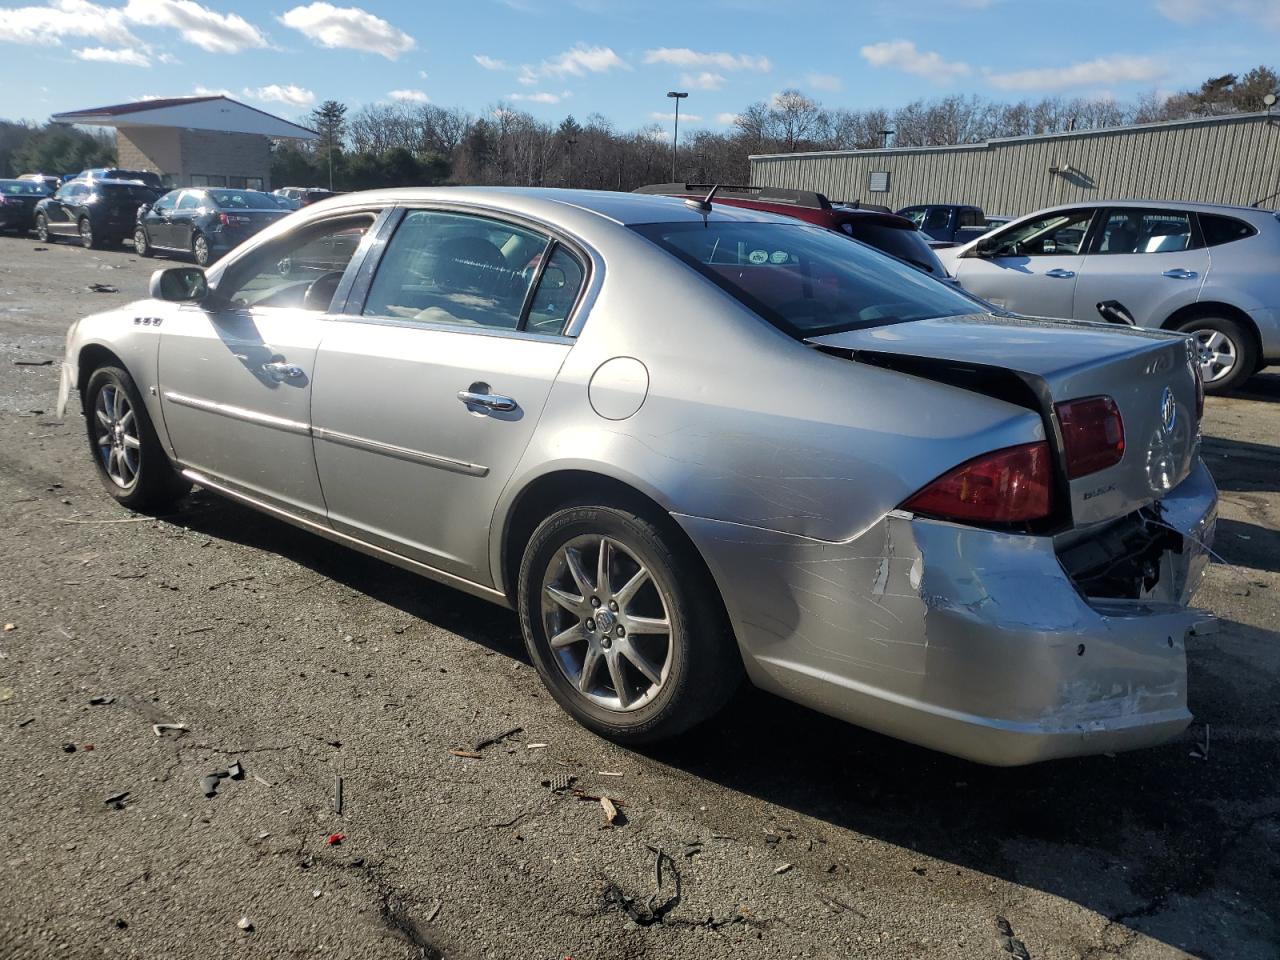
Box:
[938,200,1280,393]
[59,188,1217,765]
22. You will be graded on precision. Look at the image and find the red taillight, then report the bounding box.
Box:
[901,441,1052,523]
[1055,396,1125,479]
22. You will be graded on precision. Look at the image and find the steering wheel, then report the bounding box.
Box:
[302,271,345,311]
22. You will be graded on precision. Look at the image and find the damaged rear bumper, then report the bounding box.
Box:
[676,459,1217,766]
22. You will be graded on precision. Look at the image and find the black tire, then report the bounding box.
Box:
[192,231,211,267]
[34,213,52,244]
[518,503,742,744]
[78,216,100,249]
[1176,315,1257,395]
[134,225,152,257]
[83,365,191,512]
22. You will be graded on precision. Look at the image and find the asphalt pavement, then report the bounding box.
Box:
[0,234,1277,960]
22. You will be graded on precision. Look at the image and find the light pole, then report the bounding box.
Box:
[566,136,577,187]
[666,91,688,181]
[880,128,894,149]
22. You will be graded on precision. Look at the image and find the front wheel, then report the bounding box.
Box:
[35,214,52,243]
[192,232,211,267]
[83,366,190,511]
[1178,316,1257,394]
[518,504,741,744]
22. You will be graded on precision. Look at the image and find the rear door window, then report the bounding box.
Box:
[525,245,586,334]
[1096,209,1196,254]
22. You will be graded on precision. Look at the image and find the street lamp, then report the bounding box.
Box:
[666,91,688,181]
[880,128,894,149]
[566,136,577,187]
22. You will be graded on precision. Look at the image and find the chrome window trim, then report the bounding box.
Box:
[319,311,574,345]
[312,426,489,477]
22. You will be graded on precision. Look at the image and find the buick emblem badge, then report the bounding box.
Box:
[1160,387,1176,434]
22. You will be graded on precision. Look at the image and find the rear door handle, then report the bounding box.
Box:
[1162,268,1197,279]
[1045,268,1076,279]
[263,361,305,381]
[457,389,517,412]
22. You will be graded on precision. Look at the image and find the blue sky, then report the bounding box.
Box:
[1,0,1277,131]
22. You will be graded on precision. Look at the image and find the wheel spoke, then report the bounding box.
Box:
[624,615,670,636]
[545,584,585,615]
[562,546,595,600]
[122,434,141,450]
[613,566,649,609]
[95,407,112,428]
[1206,332,1226,351]
[548,623,583,649]
[119,408,134,432]
[113,388,125,420]
[606,652,631,708]
[620,644,662,686]
[578,646,602,692]
[96,432,112,448]
[596,538,613,596]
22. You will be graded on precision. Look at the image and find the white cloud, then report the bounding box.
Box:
[192,84,233,96]
[1155,0,1280,26]
[715,112,741,126]
[806,72,842,91]
[278,2,414,60]
[643,47,770,72]
[651,111,702,122]
[679,71,724,90]
[123,0,267,53]
[74,45,149,66]
[0,0,140,46]
[984,55,1164,91]
[510,90,569,104]
[860,40,969,80]
[247,83,315,106]
[473,53,507,70]
[387,88,429,103]
[518,44,627,84]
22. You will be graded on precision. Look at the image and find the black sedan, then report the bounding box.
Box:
[34,179,159,248]
[135,188,289,266]
[0,179,51,233]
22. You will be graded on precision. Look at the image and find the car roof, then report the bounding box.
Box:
[307,186,803,228]
[1029,199,1275,219]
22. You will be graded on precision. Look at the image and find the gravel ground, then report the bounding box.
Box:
[0,234,1277,960]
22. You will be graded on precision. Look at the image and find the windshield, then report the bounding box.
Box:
[99,183,159,203]
[0,180,47,195]
[843,220,945,275]
[631,220,976,339]
[208,189,279,210]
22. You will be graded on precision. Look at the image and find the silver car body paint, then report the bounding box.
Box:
[59,187,1218,765]
[938,200,1280,362]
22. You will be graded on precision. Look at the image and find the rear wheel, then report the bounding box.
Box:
[35,214,52,243]
[1177,316,1256,394]
[134,226,152,257]
[518,504,741,744]
[78,216,100,249]
[192,232,210,267]
[83,365,190,511]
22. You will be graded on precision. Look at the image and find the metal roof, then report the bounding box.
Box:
[53,95,318,140]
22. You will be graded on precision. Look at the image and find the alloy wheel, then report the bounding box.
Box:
[35,215,49,243]
[540,534,673,712]
[193,234,209,266]
[79,218,92,248]
[94,383,141,489]
[1191,328,1237,383]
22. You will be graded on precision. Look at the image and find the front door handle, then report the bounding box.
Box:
[1045,268,1076,279]
[1162,268,1197,279]
[263,361,305,381]
[457,389,517,412]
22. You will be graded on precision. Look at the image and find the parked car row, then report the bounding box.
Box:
[58,185,1218,766]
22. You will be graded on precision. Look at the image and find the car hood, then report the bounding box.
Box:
[808,313,1202,528]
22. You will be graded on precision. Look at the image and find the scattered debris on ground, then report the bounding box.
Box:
[449,749,484,759]
[472,725,522,751]
[237,917,253,932]
[86,283,118,294]
[12,359,53,366]
[333,774,344,814]
[104,792,129,810]
[600,796,619,826]
[326,833,345,846]
[151,723,188,737]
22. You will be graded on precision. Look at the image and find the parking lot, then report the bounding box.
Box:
[0,233,1277,960]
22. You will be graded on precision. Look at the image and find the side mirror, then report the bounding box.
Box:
[151,266,208,303]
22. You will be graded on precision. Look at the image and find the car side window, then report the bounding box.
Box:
[525,246,586,334]
[215,213,377,312]
[923,208,950,231]
[152,192,177,213]
[176,192,200,211]
[362,209,550,332]
[1198,213,1256,247]
[989,209,1093,256]
[1097,209,1194,254]
[898,207,925,228]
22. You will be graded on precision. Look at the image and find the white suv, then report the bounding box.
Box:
[937,201,1280,392]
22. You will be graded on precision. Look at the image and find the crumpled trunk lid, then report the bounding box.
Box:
[808,313,1202,527]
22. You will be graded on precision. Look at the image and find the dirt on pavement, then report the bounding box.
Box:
[1,234,1277,960]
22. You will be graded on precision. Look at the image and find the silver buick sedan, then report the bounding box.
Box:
[58,188,1218,765]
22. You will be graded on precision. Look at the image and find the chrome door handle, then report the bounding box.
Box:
[1045,268,1076,279]
[457,390,517,412]
[263,361,305,381]
[1162,268,1197,279]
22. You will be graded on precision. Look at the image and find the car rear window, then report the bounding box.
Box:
[1199,214,1257,247]
[631,220,976,339]
[100,183,159,203]
[208,189,278,210]
[842,219,945,274]
[0,180,45,195]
